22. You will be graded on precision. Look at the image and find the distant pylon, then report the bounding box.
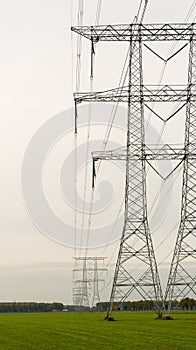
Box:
[73,257,107,308]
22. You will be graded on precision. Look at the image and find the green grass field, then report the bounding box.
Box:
[0,311,195,350]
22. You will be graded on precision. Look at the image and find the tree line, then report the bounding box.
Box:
[96,297,196,312]
[0,298,195,313]
[0,302,64,313]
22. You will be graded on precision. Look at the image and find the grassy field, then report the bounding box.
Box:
[0,311,195,350]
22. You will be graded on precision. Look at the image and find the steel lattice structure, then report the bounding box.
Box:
[72,22,196,317]
[71,23,194,42]
[73,257,107,308]
[74,85,194,104]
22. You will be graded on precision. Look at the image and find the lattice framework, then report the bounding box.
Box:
[72,22,196,317]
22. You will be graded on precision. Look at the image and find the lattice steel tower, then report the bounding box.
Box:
[72,23,196,317]
[73,257,107,308]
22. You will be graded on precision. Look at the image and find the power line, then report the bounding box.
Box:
[95,0,103,25]
[73,0,84,277]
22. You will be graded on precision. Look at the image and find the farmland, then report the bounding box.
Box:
[0,311,195,350]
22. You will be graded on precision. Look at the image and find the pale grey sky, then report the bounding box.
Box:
[0,0,195,304]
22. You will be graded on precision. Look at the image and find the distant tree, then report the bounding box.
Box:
[50,302,64,311]
[179,297,195,310]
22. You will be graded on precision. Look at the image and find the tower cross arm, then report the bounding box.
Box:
[74,85,193,104]
[92,145,196,162]
[74,86,129,104]
[71,23,195,42]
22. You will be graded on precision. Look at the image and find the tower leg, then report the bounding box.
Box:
[165,30,196,314]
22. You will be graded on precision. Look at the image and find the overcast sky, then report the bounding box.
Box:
[0,0,195,304]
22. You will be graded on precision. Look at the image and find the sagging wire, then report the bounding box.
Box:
[167,0,196,57]
[81,0,104,258]
[95,0,103,26]
[74,0,84,267]
[70,1,77,264]
[79,0,102,258]
[76,0,84,92]
[84,188,95,257]
[79,78,94,257]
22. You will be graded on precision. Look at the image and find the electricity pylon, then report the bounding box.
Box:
[72,23,196,318]
[73,257,107,308]
[73,257,90,308]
